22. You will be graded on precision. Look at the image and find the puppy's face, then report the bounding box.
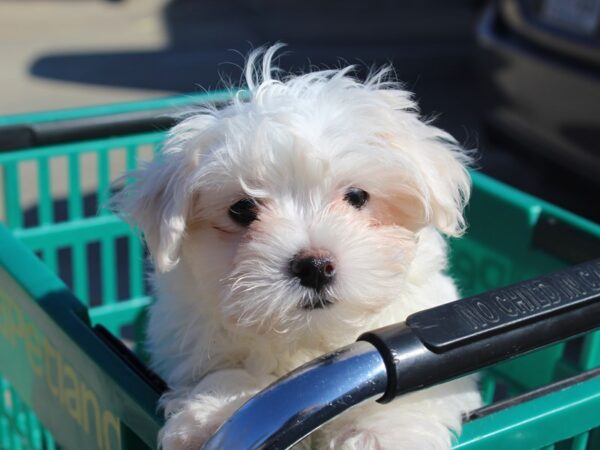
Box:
[115,59,470,343]
[184,127,419,338]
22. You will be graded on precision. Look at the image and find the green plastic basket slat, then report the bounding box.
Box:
[4,161,22,229]
[571,431,589,450]
[581,331,600,370]
[0,377,8,413]
[7,385,17,416]
[17,413,28,445]
[11,388,24,432]
[1,416,12,450]
[0,132,165,164]
[4,429,13,450]
[44,429,56,450]
[4,394,13,429]
[129,238,144,299]
[588,429,600,450]
[88,296,153,333]
[37,156,52,226]
[0,90,233,127]
[67,154,82,220]
[5,387,25,450]
[26,412,42,450]
[97,149,110,217]
[72,242,88,303]
[480,374,496,405]
[41,246,58,275]
[101,237,117,304]
[455,374,600,450]
[125,144,137,171]
[14,214,129,249]
[554,361,579,385]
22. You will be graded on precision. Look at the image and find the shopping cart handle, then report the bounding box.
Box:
[363,257,600,403]
[203,258,600,450]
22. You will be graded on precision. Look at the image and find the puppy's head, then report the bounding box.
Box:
[114,46,471,343]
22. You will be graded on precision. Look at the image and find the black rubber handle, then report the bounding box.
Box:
[359,258,600,403]
[0,109,179,152]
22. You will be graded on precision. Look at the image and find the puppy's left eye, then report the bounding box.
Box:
[344,187,369,209]
[229,198,258,226]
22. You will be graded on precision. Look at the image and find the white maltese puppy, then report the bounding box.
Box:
[114,45,481,450]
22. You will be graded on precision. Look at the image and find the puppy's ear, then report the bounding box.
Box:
[364,78,471,236]
[411,134,471,236]
[112,115,214,272]
[381,127,471,237]
[112,153,194,272]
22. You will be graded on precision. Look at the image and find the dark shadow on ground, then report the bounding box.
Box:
[29,0,480,116]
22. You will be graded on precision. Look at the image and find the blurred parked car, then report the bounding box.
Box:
[478,0,600,183]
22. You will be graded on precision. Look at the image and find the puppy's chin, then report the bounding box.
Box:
[220,283,398,346]
[300,293,335,310]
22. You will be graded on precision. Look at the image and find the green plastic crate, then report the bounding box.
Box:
[0,94,599,450]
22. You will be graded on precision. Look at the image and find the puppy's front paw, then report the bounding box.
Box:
[325,427,384,450]
[158,400,238,450]
[322,422,453,450]
[159,410,217,450]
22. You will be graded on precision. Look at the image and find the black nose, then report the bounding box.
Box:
[290,254,336,291]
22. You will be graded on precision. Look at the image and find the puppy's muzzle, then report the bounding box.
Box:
[290,251,336,293]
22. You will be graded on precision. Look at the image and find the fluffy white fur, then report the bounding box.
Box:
[113,45,481,450]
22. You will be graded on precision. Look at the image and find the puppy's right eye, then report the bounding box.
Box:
[344,187,369,209]
[228,198,258,226]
